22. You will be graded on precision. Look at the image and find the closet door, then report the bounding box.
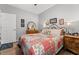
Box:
[0,13,5,44]
[1,13,16,44]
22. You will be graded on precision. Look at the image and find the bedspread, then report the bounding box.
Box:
[20,33,63,55]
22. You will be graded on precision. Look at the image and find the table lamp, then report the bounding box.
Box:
[67,22,71,34]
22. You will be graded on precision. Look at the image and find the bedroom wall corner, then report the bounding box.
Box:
[39,4,79,33]
[0,4,39,41]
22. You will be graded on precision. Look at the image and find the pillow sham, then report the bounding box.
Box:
[42,29,63,38]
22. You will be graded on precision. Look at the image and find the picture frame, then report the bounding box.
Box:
[59,18,64,25]
[27,21,36,30]
[50,18,57,24]
[21,19,25,27]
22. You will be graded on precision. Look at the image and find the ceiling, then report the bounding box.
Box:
[9,4,55,14]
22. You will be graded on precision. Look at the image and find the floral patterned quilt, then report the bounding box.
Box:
[20,33,63,55]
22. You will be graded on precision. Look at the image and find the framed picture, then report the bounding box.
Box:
[59,18,64,25]
[27,21,36,30]
[21,19,25,27]
[50,18,57,24]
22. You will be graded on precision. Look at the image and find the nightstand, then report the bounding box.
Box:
[64,35,79,54]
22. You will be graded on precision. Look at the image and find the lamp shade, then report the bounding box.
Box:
[67,22,71,26]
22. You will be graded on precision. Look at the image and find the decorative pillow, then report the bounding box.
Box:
[42,29,51,35]
[42,29,63,38]
[51,29,63,38]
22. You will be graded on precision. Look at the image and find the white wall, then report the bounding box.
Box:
[0,4,39,40]
[1,4,79,38]
[67,21,79,33]
[39,4,79,33]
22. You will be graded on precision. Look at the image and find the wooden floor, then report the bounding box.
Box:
[0,45,74,55]
[17,46,74,55]
[57,49,74,55]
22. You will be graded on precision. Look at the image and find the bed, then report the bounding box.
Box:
[19,29,63,55]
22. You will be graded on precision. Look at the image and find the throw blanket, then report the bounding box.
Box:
[20,33,63,55]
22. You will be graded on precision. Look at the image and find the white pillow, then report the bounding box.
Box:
[42,29,51,35]
[42,29,63,39]
[50,29,63,39]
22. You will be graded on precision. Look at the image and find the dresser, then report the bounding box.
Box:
[64,35,79,54]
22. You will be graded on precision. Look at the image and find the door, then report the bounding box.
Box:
[1,13,16,44]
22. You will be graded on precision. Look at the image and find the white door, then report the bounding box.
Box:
[1,13,16,44]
